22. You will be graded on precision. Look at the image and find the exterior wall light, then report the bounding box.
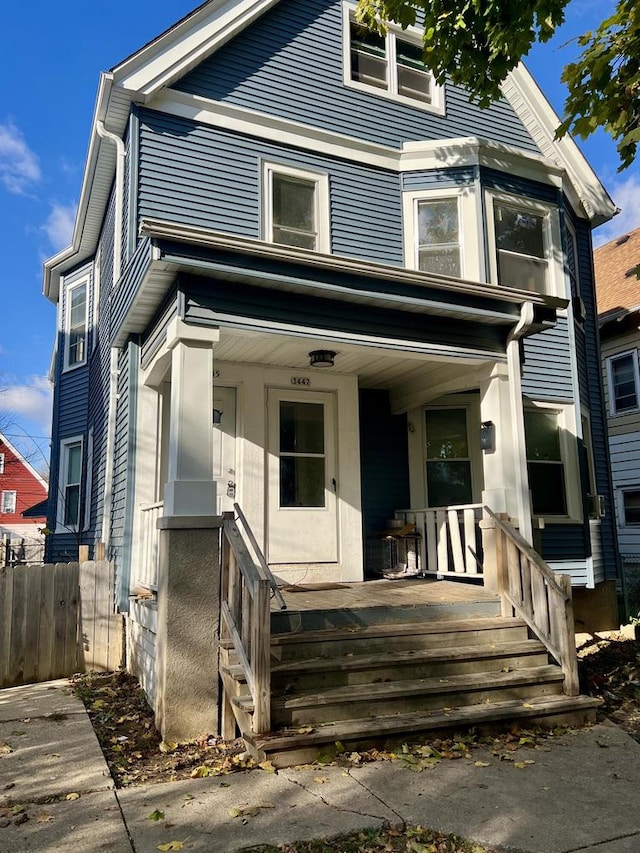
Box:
[480,420,495,452]
[309,350,336,368]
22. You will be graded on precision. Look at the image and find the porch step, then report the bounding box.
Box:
[270,598,501,634]
[224,638,549,691]
[234,665,566,726]
[243,694,601,766]
[269,616,530,662]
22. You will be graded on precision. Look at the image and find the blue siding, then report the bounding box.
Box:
[522,317,574,402]
[137,108,404,266]
[402,167,476,192]
[175,0,541,153]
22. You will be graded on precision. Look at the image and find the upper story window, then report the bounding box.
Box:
[607,350,639,415]
[64,279,88,370]
[0,453,4,474]
[262,162,329,253]
[58,437,83,530]
[622,489,640,525]
[486,192,563,297]
[1,491,16,514]
[343,4,445,114]
[403,186,481,280]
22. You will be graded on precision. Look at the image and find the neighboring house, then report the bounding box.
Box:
[0,432,48,564]
[595,228,640,614]
[43,0,620,741]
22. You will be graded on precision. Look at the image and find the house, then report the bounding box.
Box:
[43,0,619,750]
[595,228,640,617]
[0,432,48,565]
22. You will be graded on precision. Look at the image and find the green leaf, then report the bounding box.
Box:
[148,810,165,822]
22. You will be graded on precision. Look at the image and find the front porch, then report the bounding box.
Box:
[214,507,598,766]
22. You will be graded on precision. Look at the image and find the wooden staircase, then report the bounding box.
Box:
[219,507,600,768]
[221,600,599,767]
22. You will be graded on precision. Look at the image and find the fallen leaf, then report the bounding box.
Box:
[514,762,528,769]
[157,842,184,852]
[66,792,81,801]
[229,807,242,818]
[190,765,211,778]
[36,813,54,823]
[159,741,178,753]
[313,776,329,784]
[11,805,25,815]
[219,782,230,788]
[474,761,491,767]
[259,760,276,773]
[0,743,14,755]
[148,810,165,822]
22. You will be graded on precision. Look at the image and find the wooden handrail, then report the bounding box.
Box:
[233,503,286,610]
[220,515,271,734]
[482,506,579,696]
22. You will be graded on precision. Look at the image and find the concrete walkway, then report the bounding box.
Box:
[1,680,639,853]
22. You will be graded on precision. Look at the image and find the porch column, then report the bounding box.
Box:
[163,319,220,516]
[479,356,533,544]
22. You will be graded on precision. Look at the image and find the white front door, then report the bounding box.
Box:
[213,386,237,514]
[267,389,338,564]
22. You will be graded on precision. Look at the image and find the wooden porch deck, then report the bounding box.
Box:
[274,578,496,612]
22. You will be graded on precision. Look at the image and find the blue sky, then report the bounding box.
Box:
[0,0,637,470]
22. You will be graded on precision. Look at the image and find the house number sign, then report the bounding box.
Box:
[290,377,310,386]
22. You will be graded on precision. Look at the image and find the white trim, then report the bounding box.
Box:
[261,161,330,253]
[524,399,582,525]
[485,190,565,299]
[606,349,640,416]
[93,245,102,351]
[341,2,445,116]
[56,436,84,533]
[101,349,120,549]
[84,426,94,532]
[1,491,17,514]
[63,277,89,372]
[402,185,481,281]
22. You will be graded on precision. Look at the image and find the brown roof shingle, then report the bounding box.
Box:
[594,228,640,318]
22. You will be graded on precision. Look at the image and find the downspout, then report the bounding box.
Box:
[95,121,126,554]
[507,301,535,546]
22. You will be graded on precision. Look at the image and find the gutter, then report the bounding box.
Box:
[96,120,126,285]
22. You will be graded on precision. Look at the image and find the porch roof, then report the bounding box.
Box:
[112,219,564,349]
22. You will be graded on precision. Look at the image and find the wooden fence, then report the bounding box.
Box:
[0,560,124,688]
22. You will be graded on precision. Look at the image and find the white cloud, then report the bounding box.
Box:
[0,119,40,194]
[1,376,52,436]
[41,202,76,252]
[594,172,640,247]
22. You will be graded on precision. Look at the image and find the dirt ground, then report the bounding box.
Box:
[71,632,640,787]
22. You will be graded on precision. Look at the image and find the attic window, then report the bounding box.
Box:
[616,234,631,246]
[344,5,444,115]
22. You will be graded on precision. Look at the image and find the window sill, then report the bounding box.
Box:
[343,78,446,116]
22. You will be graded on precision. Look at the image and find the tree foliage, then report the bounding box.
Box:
[355,0,640,168]
[557,0,640,170]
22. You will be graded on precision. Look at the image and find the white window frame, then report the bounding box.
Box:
[606,349,640,416]
[524,401,582,524]
[1,490,16,514]
[63,277,89,372]
[261,161,330,253]
[485,191,564,298]
[342,2,445,115]
[402,186,482,280]
[0,453,4,474]
[56,436,84,533]
[92,247,102,351]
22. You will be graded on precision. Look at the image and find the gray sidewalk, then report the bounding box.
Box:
[1,680,640,853]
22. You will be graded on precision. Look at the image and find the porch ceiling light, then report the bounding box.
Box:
[309,349,336,368]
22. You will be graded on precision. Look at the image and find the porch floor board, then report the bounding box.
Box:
[274,578,496,613]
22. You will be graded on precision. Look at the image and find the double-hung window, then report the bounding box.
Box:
[1,491,16,514]
[64,280,88,370]
[424,408,473,507]
[487,193,562,296]
[58,438,83,530]
[524,404,581,521]
[622,490,640,525]
[262,162,329,253]
[607,351,639,414]
[344,6,444,114]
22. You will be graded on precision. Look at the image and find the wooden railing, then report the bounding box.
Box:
[138,501,164,591]
[396,504,484,577]
[220,513,271,734]
[481,507,579,696]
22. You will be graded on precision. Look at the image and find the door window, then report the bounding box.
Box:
[279,401,325,507]
[425,408,473,507]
